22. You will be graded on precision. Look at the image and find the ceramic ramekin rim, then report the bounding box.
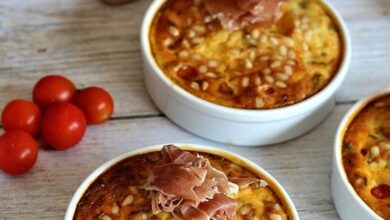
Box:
[65,143,299,220]
[140,0,351,122]
[333,88,390,220]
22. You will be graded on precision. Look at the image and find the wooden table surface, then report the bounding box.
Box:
[0,0,389,219]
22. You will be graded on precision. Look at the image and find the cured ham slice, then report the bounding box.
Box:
[194,178,219,202]
[161,144,197,164]
[143,145,238,219]
[151,164,207,201]
[151,191,183,214]
[202,0,286,30]
[181,194,237,220]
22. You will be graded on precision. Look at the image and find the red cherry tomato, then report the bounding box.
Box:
[33,75,76,110]
[42,103,87,150]
[1,99,42,136]
[371,184,390,199]
[74,87,114,124]
[0,131,38,175]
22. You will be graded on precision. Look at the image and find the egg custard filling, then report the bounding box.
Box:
[342,94,390,219]
[149,0,342,109]
[74,145,293,220]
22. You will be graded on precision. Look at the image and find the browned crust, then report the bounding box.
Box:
[73,151,291,220]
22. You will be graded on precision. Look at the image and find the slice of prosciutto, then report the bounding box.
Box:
[181,193,237,220]
[202,0,286,30]
[143,145,239,219]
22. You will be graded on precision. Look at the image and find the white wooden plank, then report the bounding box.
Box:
[0,104,353,220]
[328,0,390,101]
[0,1,388,220]
[0,0,389,117]
[0,0,159,118]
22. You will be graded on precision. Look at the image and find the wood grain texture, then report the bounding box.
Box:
[0,0,159,118]
[0,104,352,220]
[0,0,390,116]
[0,0,389,220]
[330,0,390,102]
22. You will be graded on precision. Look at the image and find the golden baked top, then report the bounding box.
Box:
[149,0,342,109]
[342,94,390,219]
[74,147,292,220]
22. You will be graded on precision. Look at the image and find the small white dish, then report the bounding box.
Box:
[140,0,351,146]
[65,143,299,220]
[331,89,390,220]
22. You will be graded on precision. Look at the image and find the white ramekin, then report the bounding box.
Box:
[140,0,351,146]
[331,89,390,220]
[65,143,299,220]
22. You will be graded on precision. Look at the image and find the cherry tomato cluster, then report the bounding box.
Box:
[0,75,114,175]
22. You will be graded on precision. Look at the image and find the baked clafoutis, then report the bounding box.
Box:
[342,95,390,219]
[149,0,342,109]
[74,145,294,219]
